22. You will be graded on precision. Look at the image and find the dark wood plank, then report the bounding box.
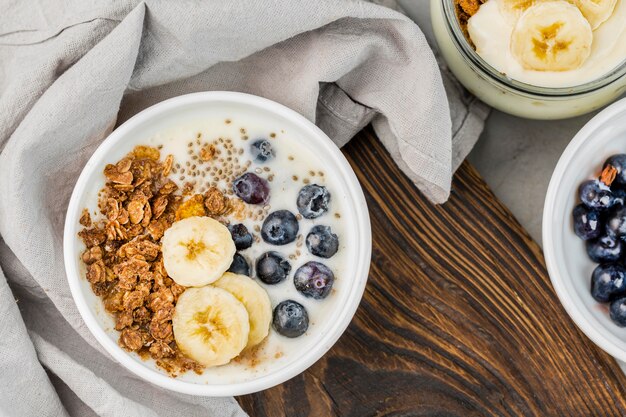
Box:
[237,127,626,416]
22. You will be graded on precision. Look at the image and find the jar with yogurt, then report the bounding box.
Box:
[431,0,626,119]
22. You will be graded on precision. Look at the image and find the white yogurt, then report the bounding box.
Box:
[83,107,351,383]
[468,0,626,88]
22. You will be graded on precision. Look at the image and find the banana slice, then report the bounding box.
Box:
[213,272,272,350]
[498,0,616,29]
[511,1,593,72]
[571,0,617,30]
[162,216,235,287]
[173,286,249,367]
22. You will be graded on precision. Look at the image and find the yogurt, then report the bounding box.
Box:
[82,106,352,384]
[468,0,626,88]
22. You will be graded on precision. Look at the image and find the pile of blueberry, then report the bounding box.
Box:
[574,154,626,326]
[227,139,339,338]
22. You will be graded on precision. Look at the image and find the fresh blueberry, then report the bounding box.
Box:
[256,251,291,284]
[294,261,335,299]
[573,204,604,240]
[610,297,626,327]
[228,253,251,276]
[607,206,626,237]
[272,300,309,338]
[250,139,275,163]
[306,225,339,258]
[591,264,626,302]
[613,188,626,207]
[261,210,299,245]
[579,179,615,210]
[297,184,330,219]
[233,172,270,205]
[604,154,626,186]
[586,235,624,263]
[228,223,253,250]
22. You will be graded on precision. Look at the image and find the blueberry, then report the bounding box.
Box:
[228,223,253,250]
[294,261,335,299]
[272,300,309,338]
[228,253,251,276]
[261,210,299,245]
[306,225,339,258]
[591,264,626,302]
[233,172,270,205]
[613,188,626,207]
[250,139,275,163]
[586,235,624,263]
[607,206,626,237]
[297,184,330,219]
[573,204,604,240]
[579,180,615,210]
[256,251,291,284]
[610,297,626,327]
[604,154,626,186]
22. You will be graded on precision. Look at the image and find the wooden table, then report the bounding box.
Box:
[237,128,626,416]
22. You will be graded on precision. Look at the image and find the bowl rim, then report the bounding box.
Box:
[63,91,372,396]
[543,97,626,362]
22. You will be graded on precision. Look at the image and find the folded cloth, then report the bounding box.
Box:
[0,1,488,416]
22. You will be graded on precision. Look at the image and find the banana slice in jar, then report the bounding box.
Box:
[510,1,593,72]
[213,272,272,350]
[161,216,236,287]
[498,0,616,29]
[572,0,618,30]
[172,286,250,367]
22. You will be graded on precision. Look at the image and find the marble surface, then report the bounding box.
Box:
[468,110,599,245]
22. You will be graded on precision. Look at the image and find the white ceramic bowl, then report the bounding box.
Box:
[544,97,626,361]
[63,92,371,396]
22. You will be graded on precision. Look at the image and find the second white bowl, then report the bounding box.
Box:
[544,98,626,361]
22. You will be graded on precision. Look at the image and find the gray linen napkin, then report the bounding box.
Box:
[0,1,488,416]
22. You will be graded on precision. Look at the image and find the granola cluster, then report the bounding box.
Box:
[78,145,241,376]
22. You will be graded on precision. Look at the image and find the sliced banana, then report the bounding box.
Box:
[511,1,593,72]
[213,272,272,350]
[161,216,235,287]
[571,0,617,30]
[498,0,616,29]
[173,286,250,367]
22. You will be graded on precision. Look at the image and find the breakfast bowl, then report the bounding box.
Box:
[431,0,626,120]
[544,98,626,361]
[63,91,371,396]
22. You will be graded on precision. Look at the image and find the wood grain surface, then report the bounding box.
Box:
[237,127,626,416]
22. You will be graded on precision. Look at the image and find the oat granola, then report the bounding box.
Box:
[78,145,244,376]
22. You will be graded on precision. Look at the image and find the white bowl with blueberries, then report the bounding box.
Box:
[64,92,372,396]
[544,98,626,361]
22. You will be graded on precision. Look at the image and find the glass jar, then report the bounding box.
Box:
[430,0,626,120]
